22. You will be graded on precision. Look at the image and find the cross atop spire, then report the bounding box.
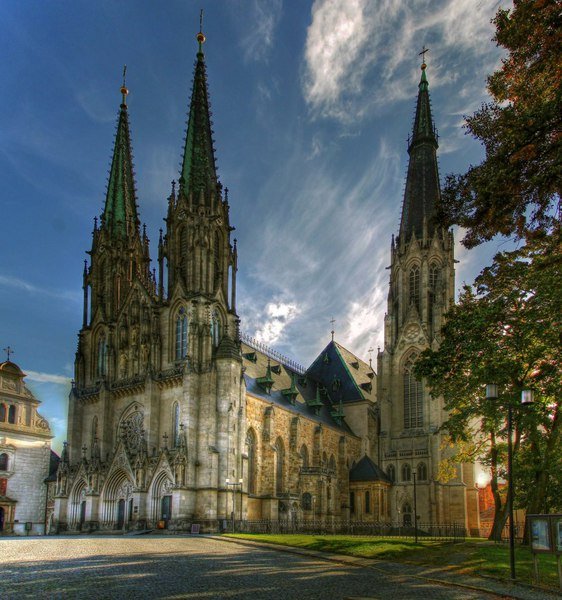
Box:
[120,65,128,106]
[419,45,429,66]
[3,346,13,361]
[330,317,336,341]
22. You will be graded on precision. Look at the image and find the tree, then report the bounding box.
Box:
[414,236,561,540]
[441,0,561,248]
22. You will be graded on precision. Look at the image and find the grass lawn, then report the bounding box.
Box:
[224,534,560,589]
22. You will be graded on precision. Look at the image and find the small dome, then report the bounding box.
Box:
[0,361,25,377]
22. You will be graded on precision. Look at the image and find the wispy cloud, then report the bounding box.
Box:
[0,274,81,303]
[238,136,400,365]
[239,0,283,63]
[26,371,71,385]
[302,0,504,122]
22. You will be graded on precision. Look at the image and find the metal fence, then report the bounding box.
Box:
[234,519,466,542]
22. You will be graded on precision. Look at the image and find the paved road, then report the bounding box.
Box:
[0,535,520,599]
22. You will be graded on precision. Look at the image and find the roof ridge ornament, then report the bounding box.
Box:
[197,9,206,52]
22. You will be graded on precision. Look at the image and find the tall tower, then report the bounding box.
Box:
[377,59,479,531]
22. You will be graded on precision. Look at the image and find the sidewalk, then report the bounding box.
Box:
[213,535,561,600]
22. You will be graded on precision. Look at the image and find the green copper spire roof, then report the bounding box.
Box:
[102,77,139,237]
[180,28,218,200]
[399,61,441,240]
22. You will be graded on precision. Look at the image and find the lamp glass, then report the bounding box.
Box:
[521,390,534,405]
[486,384,498,399]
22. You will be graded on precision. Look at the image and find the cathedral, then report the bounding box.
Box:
[53,27,480,535]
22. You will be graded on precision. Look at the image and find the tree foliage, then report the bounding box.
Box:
[414,236,561,539]
[440,0,561,247]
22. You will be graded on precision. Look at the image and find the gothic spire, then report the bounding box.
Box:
[179,23,219,200]
[102,68,140,238]
[399,57,441,241]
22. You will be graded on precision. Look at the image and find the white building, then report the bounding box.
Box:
[0,359,54,535]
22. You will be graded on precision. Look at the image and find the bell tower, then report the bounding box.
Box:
[159,24,239,370]
[377,57,478,531]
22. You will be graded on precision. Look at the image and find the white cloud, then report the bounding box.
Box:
[238,136,400,365]
[239,0,283,63]
[0,274,81,303]
[302,0,505,121]
[26,371,72,385]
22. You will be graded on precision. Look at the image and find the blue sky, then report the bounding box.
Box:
[0,0,513,452]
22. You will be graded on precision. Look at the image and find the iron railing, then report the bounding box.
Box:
[233,519,466,541]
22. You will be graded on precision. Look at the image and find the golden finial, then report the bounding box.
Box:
[196,9,206,49]
[120,65,129,105]
[419,46,429,70]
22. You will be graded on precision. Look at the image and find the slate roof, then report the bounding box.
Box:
[241,341,356,434]
[349,455,391,483]
[306,340,376,404]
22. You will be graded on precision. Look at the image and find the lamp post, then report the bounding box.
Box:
[486,384,534,581]
[412,468,418,544]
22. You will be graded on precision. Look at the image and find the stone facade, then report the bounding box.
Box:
[0,361,54,535]
[54,34,479,534]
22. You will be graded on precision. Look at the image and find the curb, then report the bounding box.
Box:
[212,535,560,600]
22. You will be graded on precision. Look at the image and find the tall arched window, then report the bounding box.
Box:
[328,455,336,473]
[275,437,284,495]
[365,491,371,513]
[402,463,412,482]
[8,405,16,424]
[97,335,107,377]
[172,402,180,447]
[409,265,420,311]
[386,464,395,482]
[175,308,188,360]
[300,444,309,468]
[211,311,220,348]
[417,462,428,481]
[302,492,312,510]
[247,429,257,495]
[429,263,439,289]
[0,404,5,422]
[180,227,188,281]
[0,453,8,470]
[403,354,423,429]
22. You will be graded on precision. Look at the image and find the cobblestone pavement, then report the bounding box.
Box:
[0,535,547,599]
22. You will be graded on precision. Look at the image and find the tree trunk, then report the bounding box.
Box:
[488,434,508,541]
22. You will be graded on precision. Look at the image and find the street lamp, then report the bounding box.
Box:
[412,467,418,544]
[486,384,534,580]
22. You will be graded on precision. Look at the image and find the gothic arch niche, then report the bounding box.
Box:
[213,229,221,290]
[179,226,188,283]
[93,328,108,379]
[299,444,309,468]
[91,416,98,450]
[402,501,413,526]
[100,469,134,528]
[68,478,87,528]
[402,351,423,430]
[274,437,285,495]
[246,428,257,495]
[172,402,181,448]
[150,470,174,522]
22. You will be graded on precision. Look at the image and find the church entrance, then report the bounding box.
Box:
[161,495,172,524]
[79,501,86,530]
[0,506,4,532]
[117,499,126,529]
